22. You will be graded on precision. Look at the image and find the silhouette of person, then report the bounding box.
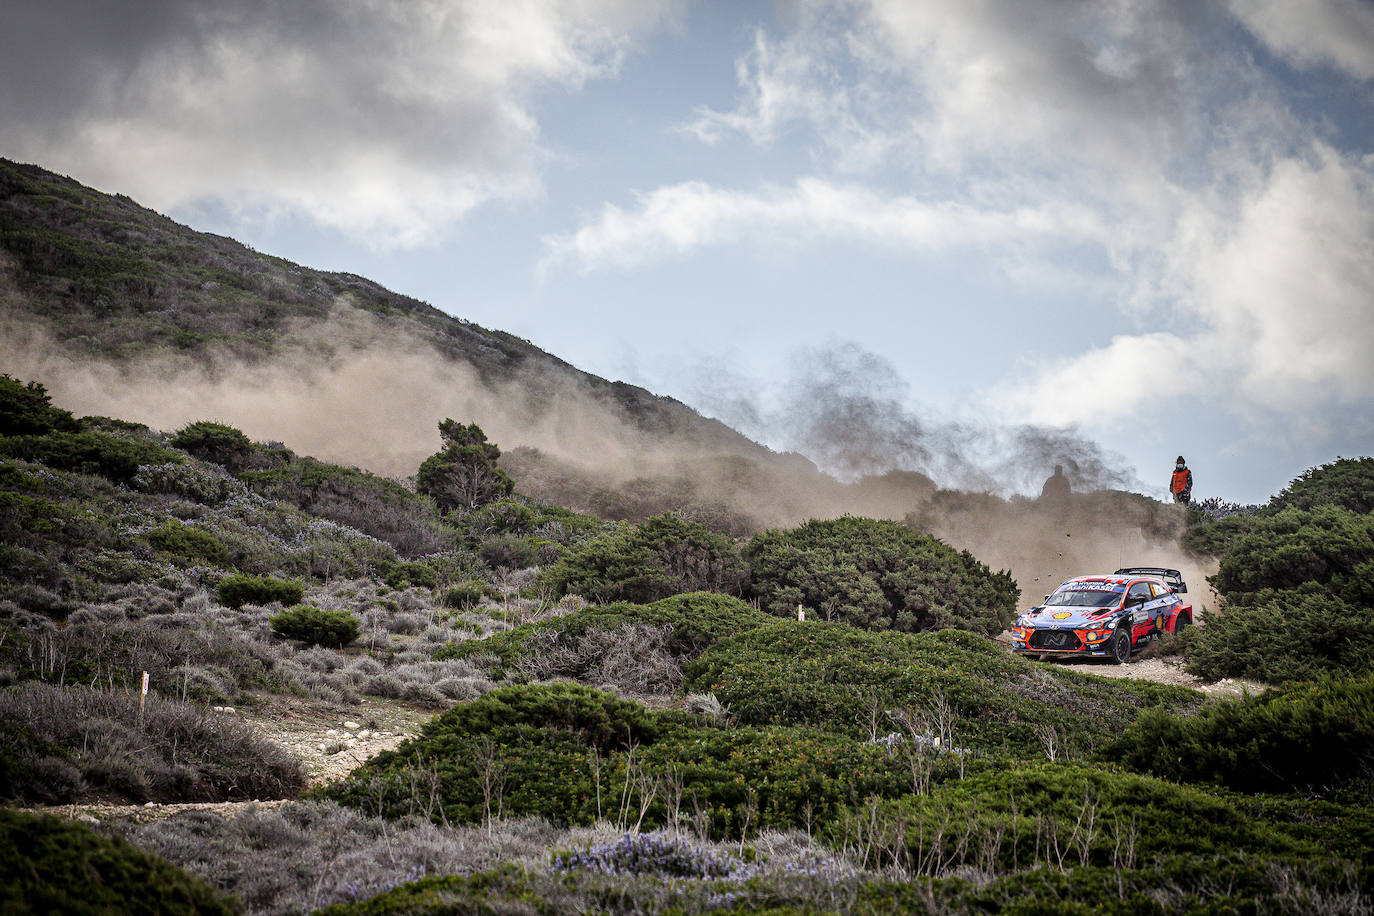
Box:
[1041,464,1071,500]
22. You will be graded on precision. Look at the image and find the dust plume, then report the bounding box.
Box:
[1,307,1214,613]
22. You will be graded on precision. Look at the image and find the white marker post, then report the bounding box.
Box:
[139,671,149,726]
[797,604,805,621]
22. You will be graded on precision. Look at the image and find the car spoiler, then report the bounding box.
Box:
[1114,567,1187,594]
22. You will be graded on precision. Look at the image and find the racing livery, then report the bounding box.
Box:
[1010,570,1193,664]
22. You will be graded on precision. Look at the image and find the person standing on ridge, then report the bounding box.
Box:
[1171,456,1193,505]
[1041,464,1071,500]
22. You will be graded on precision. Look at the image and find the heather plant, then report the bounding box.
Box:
[0,681,305,804]
[744,516,1018,635]
[134,459,243,505]
[538,514,747,603]
[217,572,305,609]
[270,604,360,648]
[0,809,236,915]
[0,426,184,483]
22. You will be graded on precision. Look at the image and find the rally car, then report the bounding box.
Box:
[1010,570,1193,664]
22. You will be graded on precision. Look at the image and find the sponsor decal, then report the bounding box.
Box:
[1053,611,1072,619]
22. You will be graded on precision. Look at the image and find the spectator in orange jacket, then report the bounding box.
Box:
[1171,456,1193,505]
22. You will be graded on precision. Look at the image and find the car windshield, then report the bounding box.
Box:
[1046,586,1123,607]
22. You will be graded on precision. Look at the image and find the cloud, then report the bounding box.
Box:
[541,177,1106,272]
[1229,0,1374,79]
[1008,146,1374,426]
[0,0,677,246]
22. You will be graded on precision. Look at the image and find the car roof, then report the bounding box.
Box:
[1058,574,1162,587]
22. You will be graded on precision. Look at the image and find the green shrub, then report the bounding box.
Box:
[243,458,449,557]
[171,420,253,472]
[0,374,79,436]
[217,573,305,609]
[1271,456,1374,514]
[317,683,912,838]
[686,622,1200,758]
[539,514,747,603]
[1107,674,1374,797]
[745,516,1018,635]
[833,762,1331,875]
[145,519,229,566]
[0,809,237,915]
[441,579,494,609]
[270,605,360,648]
[444,592,772,674]
[1185,586,1374,682]
[1210,506,1374,601]
[476,532,539,569]
[0,428,182,483]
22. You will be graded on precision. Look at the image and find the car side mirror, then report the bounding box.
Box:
[1174,584,1188,594]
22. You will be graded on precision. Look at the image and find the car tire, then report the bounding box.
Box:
[1173,613,1191,635]
[1110,627,1132,664]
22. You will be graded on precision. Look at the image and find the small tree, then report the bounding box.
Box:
[416,420,514,512]
[0,375,79,436]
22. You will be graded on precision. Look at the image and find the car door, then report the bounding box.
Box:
[1124,581,1154,636]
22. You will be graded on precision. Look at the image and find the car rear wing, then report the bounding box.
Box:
[1114,567,1187,594]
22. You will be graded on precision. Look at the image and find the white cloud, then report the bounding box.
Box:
[1229,0,1374,79]
[541,177,1106,272]
[1007,147,1374,426]
[0,0,678,246]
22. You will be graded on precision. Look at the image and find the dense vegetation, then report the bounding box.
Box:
[745,516,1018,634]
[1,159,1372,912]
[0,808,238,915]
[1184,457,1374,682]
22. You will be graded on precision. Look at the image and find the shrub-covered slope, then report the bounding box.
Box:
[1184,457,1374,682]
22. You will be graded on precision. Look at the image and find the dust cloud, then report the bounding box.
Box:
[1,307,1215,613]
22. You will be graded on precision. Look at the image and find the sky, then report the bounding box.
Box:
[2,0,1373,504]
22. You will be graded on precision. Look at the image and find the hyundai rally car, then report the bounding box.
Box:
[1010,568,1193,664]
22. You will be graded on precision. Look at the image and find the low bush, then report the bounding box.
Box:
[270,605,360,648]
[217,572,305,609]
[0,809,236,915]
[243,458,450,557]
[442,580,494,609]
[171,420,253,472]
[1209,506,1374,602]
[316,683,913,838]
[686,622,1200,758]
[1107,674,1374,797]
[828,762,1352,877]
[538,514,747,603]
[145,519,230,566]
[1184,586,1374,683]
[447,592,772,677]
[745,516,1018,635]
[0,428,183,483]
[133,460,242,505]
[0,681,305,804]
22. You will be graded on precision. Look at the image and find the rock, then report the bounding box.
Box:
[326,729,338,736]
[357,730,371,739]
[343,721,361,730]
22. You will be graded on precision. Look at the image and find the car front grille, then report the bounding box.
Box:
[1029,629,1082,650]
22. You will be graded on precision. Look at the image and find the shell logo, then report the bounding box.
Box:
[1053,611,1072,620]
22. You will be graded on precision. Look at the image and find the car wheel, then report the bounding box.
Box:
[1110,627,1132,664]
[1173,613,1191,635]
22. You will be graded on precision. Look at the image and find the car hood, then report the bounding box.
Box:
[1023,607,1118,628]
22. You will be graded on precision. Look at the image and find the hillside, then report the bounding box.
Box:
[0,158,1216,609]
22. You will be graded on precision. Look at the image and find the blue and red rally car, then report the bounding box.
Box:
[1010,567,1193,664]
